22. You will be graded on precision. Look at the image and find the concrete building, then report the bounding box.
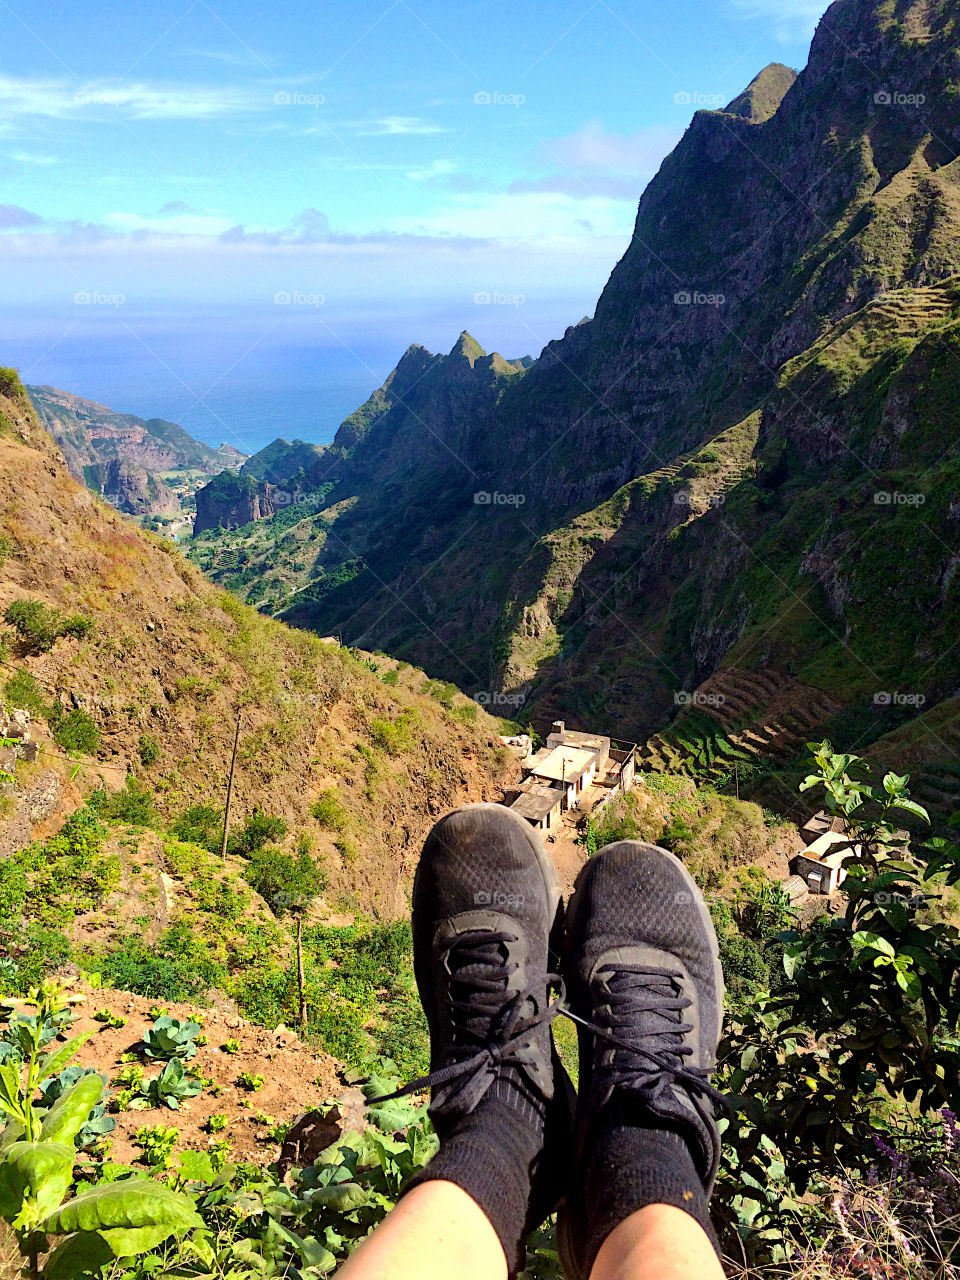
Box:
[793,830,857,895]
[800,809,839,845]
[509,783,564,833]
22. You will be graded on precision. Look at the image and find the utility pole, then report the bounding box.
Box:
[296,916,307,1031]
[220,709,242,860]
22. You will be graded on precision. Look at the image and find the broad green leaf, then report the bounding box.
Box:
[41,1178,204,1246]
[0,1140,74,1229]
[0,1061,25,1123]
[43,1230,115,1279]
[306,1182,369,1211]
[36,1033,94,1086]
[852,931,895,957]
[0,1120,24,1152]
[891,797,930,823]
[40,1074,104,1145]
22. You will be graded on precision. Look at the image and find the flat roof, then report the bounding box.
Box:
[530,746,597,783]
[548,730,610,752]
[510,786,563,821]
[801,830,854,860]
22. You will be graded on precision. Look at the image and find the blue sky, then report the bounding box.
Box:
[0,0,831,444]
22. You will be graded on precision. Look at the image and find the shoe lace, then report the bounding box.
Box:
[374,929,562,1116]
[557,963,729,1111]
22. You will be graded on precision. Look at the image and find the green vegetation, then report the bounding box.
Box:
[369,709,419,756]
[0,984,201,1275]
[3,599,93,652]
[140,1015,202,1062]
[48,706,100,755]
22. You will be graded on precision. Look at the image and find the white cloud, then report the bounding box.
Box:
[0,73,277,121]
[342,116,445,136]
[6,150,57,165]
[406,158,457,181]
[539,121,682,176]
[386,189,637,241]
[728,0,831,43]
[105,210,236,235]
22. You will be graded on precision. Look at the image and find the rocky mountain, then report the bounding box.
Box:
[182,0,958,816]
[192,437,330,534]
[27,384,246,517]
[0,369,514,914]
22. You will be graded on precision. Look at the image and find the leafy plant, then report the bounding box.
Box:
[205,1113,228,1133]
[237,1072,264,1092]
[0,983,202,1276]
[3,600,93,653]
[92,1010,126,1029]
[135,1124,180,1169]
[36,1066,115,1149]
[221,1039,241,1055]
[140,1060,204,1111]
[48,708,100,756]
[141,1015,202,1062]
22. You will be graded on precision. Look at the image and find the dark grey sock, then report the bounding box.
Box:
[581,1108,719,1274]
[403,1075,547,1276]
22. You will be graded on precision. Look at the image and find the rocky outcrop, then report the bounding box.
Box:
[101,457,180,517]
[193,470,278,533]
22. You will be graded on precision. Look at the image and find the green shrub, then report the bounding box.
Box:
[138,734,160,766]
[369,710,418,755]
[98,922,225,1002]
[228,808,288,857]
[90,777,155,825]
[310,788,349,833]
[50,707,100,754]
[169,804,221,850]
[243,847,325,916]
[3,670,48,719]
[3,599,92,651]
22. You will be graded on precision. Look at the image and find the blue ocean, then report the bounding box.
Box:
[2,316,414,458]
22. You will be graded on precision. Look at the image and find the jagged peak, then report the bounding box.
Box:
[449,331,487,366]
[724,63,797,123]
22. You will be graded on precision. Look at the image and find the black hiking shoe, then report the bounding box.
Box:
[557,840,726,1280]
[397,803,569,1274]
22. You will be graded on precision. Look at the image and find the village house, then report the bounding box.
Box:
[793,829,858,895]
[506,721,638,829]
[507,782,564,833]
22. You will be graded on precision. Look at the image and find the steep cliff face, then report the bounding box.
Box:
[193,471,278,534]
[101,457,180,517]
[197,0,960,800]
[28,385,246,480]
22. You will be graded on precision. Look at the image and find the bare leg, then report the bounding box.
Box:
[589,1204,725,1280]
[336,1180,508,1280]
